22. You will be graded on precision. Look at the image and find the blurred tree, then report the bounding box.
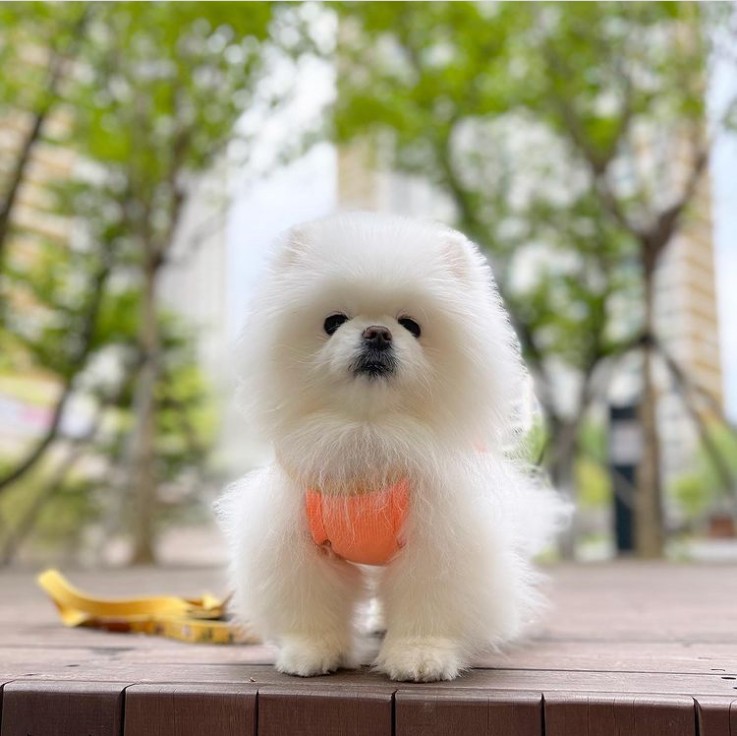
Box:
[672,425,737,523]
[0,2,116,499]
[334,1,736,557]
[67,2,312,563]
[0,309,217,564]
[334,2,639,556]
[0,3,89,274]
[0,2,317,564]
[528,2,736,557]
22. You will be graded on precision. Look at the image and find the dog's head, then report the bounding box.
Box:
[241,213,525,452]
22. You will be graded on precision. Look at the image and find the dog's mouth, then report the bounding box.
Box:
[351,350,397,379]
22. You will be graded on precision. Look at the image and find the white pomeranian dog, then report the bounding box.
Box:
[217,212,566,682]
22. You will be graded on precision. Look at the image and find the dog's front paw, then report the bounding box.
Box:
[374,636,463,682]
[276,634,350,677]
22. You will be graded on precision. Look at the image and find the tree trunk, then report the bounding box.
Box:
[129,255,160,564]
[548,416,579,560]
[635,266,664,558]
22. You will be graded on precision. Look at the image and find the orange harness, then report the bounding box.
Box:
[305,480,409,566]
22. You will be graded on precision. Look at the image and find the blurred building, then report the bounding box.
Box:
[653,176,724,479]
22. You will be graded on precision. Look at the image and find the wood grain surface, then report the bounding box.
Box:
[0,563,735,735]
[394,689,542,736]
[123,684,257,736]
[543,692,697,736]
[258,686,394,736]
[0,681,127,736]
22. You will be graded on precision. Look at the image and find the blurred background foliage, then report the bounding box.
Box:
[333,0,736,557]
[0,1,735,566]
[0,1,310,564]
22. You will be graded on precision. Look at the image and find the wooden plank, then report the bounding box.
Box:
[2,562,737,729]
[0,680,127,736]
[395,689,541,736]
[544,692,696,736]
[540,564,737,645]
[0,664,392,688]
[4,639,737,676]
[123,683,256,736]
[0,642,276,668]
[6,564,737,644]
[0,646,131,678]
[475,641,737,673]
[694,696,737,736]
[624,697,697,736]
[7,662,735,698]
[5,637,737,674]
[257,685,394,736]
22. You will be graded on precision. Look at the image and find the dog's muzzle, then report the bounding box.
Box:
[352,325,397,379]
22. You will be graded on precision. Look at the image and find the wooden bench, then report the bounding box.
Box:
[1,563,735,735]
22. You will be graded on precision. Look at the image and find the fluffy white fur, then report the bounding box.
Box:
[216,212,566,682]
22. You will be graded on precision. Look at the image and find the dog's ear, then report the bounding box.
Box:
[441,230,480,282]
[275,226,310,268]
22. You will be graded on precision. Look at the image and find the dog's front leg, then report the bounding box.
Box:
[374,476,519,682]
[227,473,364,677]
[270,546,363,677]
[374,542,469,682]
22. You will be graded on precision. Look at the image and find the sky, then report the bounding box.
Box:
[712,147,737,422]
[710,49,737,422]
[226,143,336,339]
[226,50,337,340]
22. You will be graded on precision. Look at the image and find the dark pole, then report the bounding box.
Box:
[609,403,641,554]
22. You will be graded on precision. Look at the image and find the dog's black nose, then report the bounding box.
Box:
[362,325,392,350]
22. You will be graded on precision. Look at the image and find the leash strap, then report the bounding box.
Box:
[37,569,259,645]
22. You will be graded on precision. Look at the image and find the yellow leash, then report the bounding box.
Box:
[37,569,259,645]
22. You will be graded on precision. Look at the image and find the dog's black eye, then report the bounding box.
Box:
[324,313,349,336]
[398,317,421,338]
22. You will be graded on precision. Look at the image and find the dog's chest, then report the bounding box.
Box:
[304,480,409,566]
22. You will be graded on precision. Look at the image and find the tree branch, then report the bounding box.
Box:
[654,337,737,506]
[0,247,112,495]
[645,143,710,265]
[0,7,90,267]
